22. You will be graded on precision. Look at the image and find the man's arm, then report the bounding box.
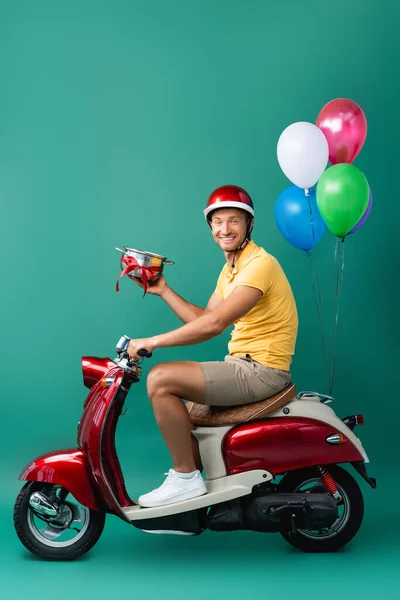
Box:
[161,288,223,324]
[131,272,223,324]
[153,285,262,349]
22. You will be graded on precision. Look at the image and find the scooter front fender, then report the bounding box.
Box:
[19,448,101,511]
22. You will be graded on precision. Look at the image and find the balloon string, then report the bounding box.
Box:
[329,239,340,395]
[306,252,330,379]
[307,193,316,247]
[313,254,330,375]
[329,238,345,395]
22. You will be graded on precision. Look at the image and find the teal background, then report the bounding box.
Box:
[0,0,399,597]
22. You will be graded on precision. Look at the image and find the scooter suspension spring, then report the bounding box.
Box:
[318,467,342,502]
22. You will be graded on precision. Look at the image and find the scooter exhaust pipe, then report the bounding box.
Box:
[29,492,58,517]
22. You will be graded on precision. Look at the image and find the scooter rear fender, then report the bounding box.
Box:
[224,417,366,476]
[19,448,101,511]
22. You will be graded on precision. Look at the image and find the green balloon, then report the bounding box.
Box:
[316,164,370,237]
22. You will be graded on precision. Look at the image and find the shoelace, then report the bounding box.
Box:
[161,470,177,484]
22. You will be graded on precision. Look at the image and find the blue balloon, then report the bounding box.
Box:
[274,185,326,251]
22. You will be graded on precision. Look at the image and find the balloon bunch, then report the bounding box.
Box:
[275,99,370,394]
[275,98,370,250]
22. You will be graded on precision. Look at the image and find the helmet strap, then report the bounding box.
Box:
[230,221,252,268]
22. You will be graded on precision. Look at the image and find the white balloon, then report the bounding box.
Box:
[277,121,329,189]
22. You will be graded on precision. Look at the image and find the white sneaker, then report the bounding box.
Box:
[138,469,207,508]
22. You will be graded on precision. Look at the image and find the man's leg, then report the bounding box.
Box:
[146,361,206,473]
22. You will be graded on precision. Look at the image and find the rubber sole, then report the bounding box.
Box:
[138,488,207,508]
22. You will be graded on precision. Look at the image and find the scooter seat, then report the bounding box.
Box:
[186,383,297,427]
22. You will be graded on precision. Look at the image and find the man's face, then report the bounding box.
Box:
[210,208,252,252]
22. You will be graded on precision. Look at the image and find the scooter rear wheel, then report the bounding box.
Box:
[14,482,106,561]
[278,465,364,552]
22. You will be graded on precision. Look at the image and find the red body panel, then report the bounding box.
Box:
[82,356,116,389]
[78,365,134,515]
[223,417,364,475]
[19,449,100,510]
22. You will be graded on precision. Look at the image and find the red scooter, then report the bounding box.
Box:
[14,335,376,560]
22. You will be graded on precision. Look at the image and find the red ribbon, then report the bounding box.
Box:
[116,255,162,296]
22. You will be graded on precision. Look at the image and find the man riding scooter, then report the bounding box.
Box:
[127,185,299,509]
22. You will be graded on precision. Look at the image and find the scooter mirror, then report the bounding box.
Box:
[116,335,131,355]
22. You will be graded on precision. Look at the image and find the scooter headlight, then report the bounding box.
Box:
[82,357,115,389]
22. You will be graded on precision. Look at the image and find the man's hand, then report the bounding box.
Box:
[129,273,169,297]
[127,337,157,361]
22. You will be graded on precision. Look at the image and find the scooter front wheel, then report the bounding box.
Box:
[278,465,364,553]
[14,482,106,561]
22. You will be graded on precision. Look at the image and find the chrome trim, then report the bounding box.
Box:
[116,335,131,353]
[326,434,342,445]
[113,356,142,378]
[297,391,334,404]
[333,490,343,503]
[29,492,57,517]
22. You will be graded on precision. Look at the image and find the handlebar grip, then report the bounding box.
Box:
[138,348,152,358]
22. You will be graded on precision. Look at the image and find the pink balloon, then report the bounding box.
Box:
[317,98,367,165]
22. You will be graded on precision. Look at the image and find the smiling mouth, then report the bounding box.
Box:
[220,237,236,241]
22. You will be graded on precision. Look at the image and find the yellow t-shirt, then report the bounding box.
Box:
[214,240,298,371]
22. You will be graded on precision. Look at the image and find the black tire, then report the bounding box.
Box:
[14,482,106,561]
[278,465,364,553]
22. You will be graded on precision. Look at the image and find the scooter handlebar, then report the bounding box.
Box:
[116,335,152,360]
[137,349,152,359]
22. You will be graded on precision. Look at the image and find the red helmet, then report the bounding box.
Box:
[204,185,254,220]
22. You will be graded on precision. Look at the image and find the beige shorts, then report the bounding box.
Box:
[199,354,291,406]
